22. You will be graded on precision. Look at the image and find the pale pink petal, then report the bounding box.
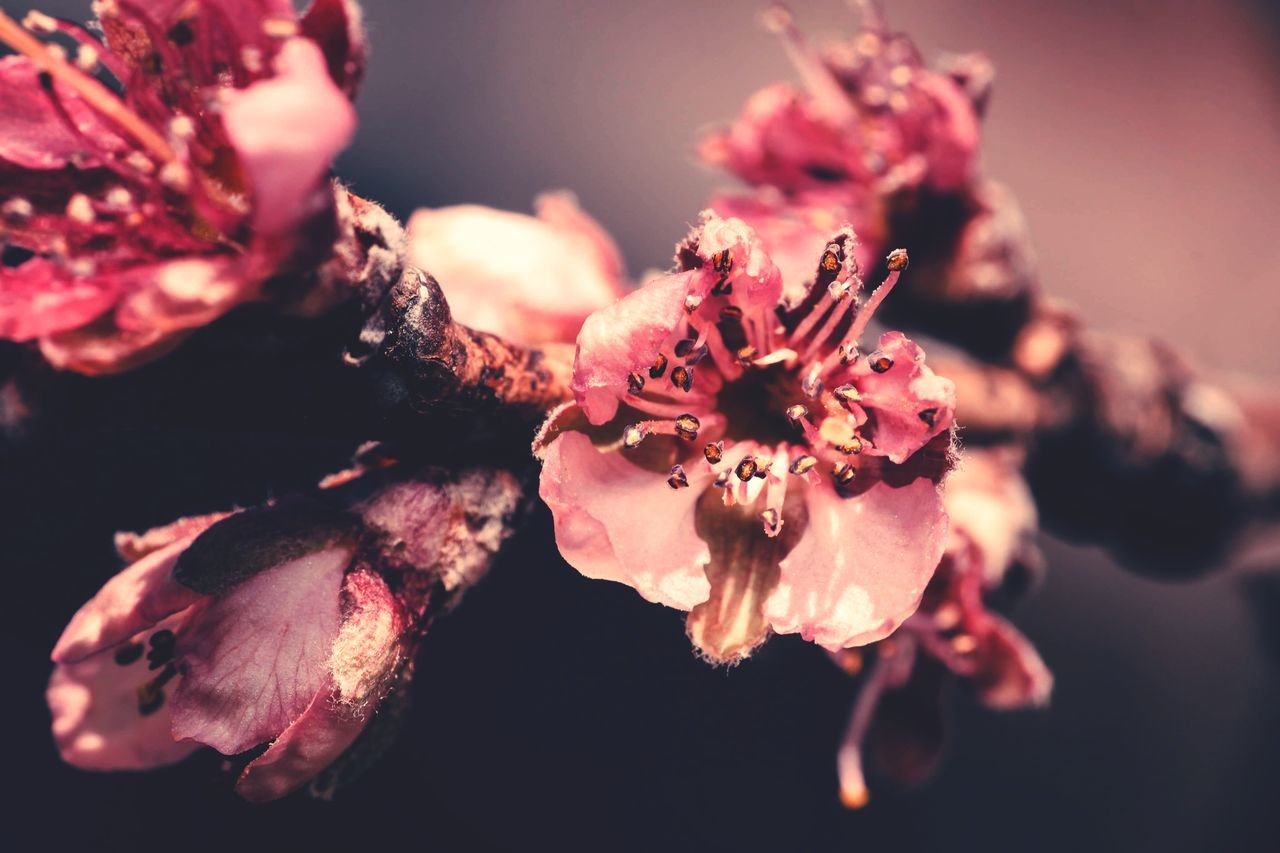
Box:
[539,431,711,610]
[943,449,1037,586]
[765,478,947,649]
[972,614,1053,710]
[407,193,624,346]
[52,536,209,664]
[236,569,406,802]
[570,272,692,424]
[0,258,118,341]
[221,38,355,236]
[170,544,352,754]
[48,611,201,770]
[851,332,956,464]
[112,257,256,334]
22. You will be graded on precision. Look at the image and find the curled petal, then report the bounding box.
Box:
[680,210,783,311]
[571,272,692,424]
[971,614,1053,710]
[765,479,947,649]
[171,544,352,754]
[407,193,624,346]
[52,535,209,664]
[852,332,956,464]
[0,258,118,341]
[48,611,201,770]
[944,449,1037,586]
[539,430,711,610]
[914,72,980,192]
[221,38,355,236]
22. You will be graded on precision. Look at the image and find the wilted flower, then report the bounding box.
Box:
[47,461,519,801]
[538,210,955,662]
[832,448,1051,808]
[0,0,366,373]
[407,192,627,346]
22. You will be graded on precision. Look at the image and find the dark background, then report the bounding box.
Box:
[6,1,1279,850]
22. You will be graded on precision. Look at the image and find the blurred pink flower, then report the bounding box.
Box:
[0,0,365,373]
[833,448,1051,808]
[407,192,627,346]
[48,464,519,801]
[538,210,955,662]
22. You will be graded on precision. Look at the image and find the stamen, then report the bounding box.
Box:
[0,10,176,165]
[113,642,144,666]
[759,508,782,536]
[869,352,893,373]
[735,456,758,481]
[684,293,703,313]
[761,4,857,125]
[704,442,724,464]
[833,384,862,406]
[711,248,733,273]
[667,465,690,490]
[785,404,809,422]
[789,455,818,475]
[840,248,909,349]
[623,424,647,448]
[837,437,865,455]
[670,365,693,392]
[839,343,858,365]
[736,345,757,366]
[801,364,824,398]
[719,305,743,321]
[648,352,668,379]
[918,408,938,427]
[674,413,700,440]
[832,461,857,485]
[626,371,646,394]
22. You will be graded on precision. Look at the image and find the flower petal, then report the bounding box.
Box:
[571,272,692,424]
[48,611,201,770]
[539,430,711,610]
[300,0,367,98]
[852,332,956,464]
[407,193,623,346]
[971,614,1053,710]
[170,543,351,754]
[0,56,124,169]
[221,38,355,236]
[943,449,1037,587]
[0,257,118,342]
[765,478,947,649]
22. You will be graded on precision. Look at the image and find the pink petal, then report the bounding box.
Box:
[48,611,201,770]
[764,478,947,649]
[539,431,711,610]
[407,193,624,346]
[235,569,406,802]
[681,210,783,312]
[170,544,352,754]
[52,535,209,664]
[221,38,355,236]
[112,257,256,334]
[570,272,692,425]
[851,332,956,465]
[300,0,367,98]
[0,258,118,341]
[943,449,1037,587]
[915,72,980,192]
[38,322,179,376]
[972,615,1053,710]
[0,56,124,170]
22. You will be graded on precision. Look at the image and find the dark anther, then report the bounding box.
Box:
[786,404,809,421]
[832,461,857,485]
[736,345,756,365]
[114,643,144,667]
[735,456,758,481]
[37,70,53,91]
[886,248,910,271]
[149,629,175,648]
[821,249,840,272]
[712,249,733,273]
[834,384,862,405]
[667,465,690,490]
[649,352,669,379]
[918,408,938,427]
[674,413,700,440]
[167,20,195,45]
[623,424,646,449]
[136,683,165,717]
[869,353,894,373]
[789,455,818,475]
[837,437,865,455]
[711,274,733,296]
[627,371,646,395]
[671,365,693,392]
[753,459,770,479]
[838,344,858,365]
[801,371,824,398]
[674,338,698,358]
[719,305,743,321]
[760,508,782,535]
[704,442,724,464]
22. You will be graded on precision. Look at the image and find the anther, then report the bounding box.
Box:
[834,384,862,405]
[711,274,733,296]
[837,437,865,455]
[719,305,743,321]
[674,338,700,359]
[66,193,95,224]
[753,458,770,479]
[113,642,144,667]
[2,197,34,222]
[789,455,818,475]
[736,345,757,366]
[684,294,703,313]
[703,442,724,464]
[801,367,824,399]
[712,248,733,273]
[821,248,840,272]
[648,352,668,379]
[886,248,910,271]
[136,682,165,716]
[869,352,894,373]
[760,508,782,536]
[785,404,809,422]
[166,20,195,46]
[667,465,690,490]
[674,413,700,440]
[832,461,857,485]
[838,343,859,365]
[918,408,938,427]
[626,371,646,395]
[735,456,758,481]
[670,365,693,392]
[714,470,731,489]
[623,424,647,448]
[951,634,978,654]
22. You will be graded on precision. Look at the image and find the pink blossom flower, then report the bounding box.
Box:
[406,192,627,346]
[832,448,1051,808]
[537,210,955,662]
[0,0,365,374]
[47,463,519,801]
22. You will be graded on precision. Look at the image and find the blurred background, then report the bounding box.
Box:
[6,1,1279,850]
